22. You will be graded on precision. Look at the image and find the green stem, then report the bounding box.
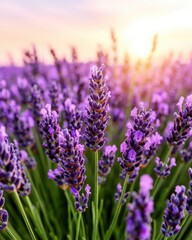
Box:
[75,213,81,240]
[5,226,19,240]
[12,190,37,240]
[93,151,99,240]
[152,220,156,240]
[24,167,53,234]
[25,196,48,240]
[64,190,77,220]
[81,215,86,239]
[105,174,129,240]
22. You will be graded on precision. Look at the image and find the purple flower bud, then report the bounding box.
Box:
[118,104,155,175]
[143,132,163,166]
[180,141,192,162]
[126,174,154,240]
[0,208,8,231]
[71,184,91,212]
[63,98,83,134]
[161,185,187,237]
[84,65,110,151]
[187,168,192,214]
[30,84,45,124]
[154,157,176,178]
[49,81,61,114]
[98,145,117,183]
[39,104,61,163]
[115,183,129,205]
[13,109,34,148]
[167,94,192,154]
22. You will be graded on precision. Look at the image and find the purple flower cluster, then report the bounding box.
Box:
[98,145,117,183]
[84,65,110,151]
[48,129,86,191]
[115,183,129,204]
[30,84,45,124]
[39,104,61,163]
[49,81,61,114]
[0,80,10,126]
[70,184,91,212]
[167,95,192,153]
[161,185,187,237]
[0,127,31,196]
[63,98,83,134]
[152,91,169,121]
[187,168,192,214]
[0,190,8,231]
[126,175,154,240]
[154,157,176,178]
[180,141,192,162]
[118,103,155,175]
[13,108,34,148]
[20,150,36,170]
[142,132,162,166]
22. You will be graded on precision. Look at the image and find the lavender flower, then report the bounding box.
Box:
[13,108,34,148]
[16,77,31,104]
[167,95,192,153]
[13,141,31,197]
[152,91,169,121]
[180,141,192,162]
[71,184,91,212]
[118,103,155,175]
[0,80,10,127]
[30,84,45,124]
[20,150,36,169]
[126,175,154,240]
[49,81,61,114]
[39,104,61,163]
[161,185,187,237]
[115,183,129,204]
[120,167,140,183]
[98,145,117,183]
[154,157,176,178]
[142,132,163,166]
[48,165,66,189]
[187,168,192,214]
[0,126,21,192]
[63,98,83,134]
[0,190,8,231]
[0,127,31,195]
[49,129,86,191]
[84,65,110,151]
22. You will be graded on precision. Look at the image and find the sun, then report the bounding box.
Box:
[121,21,157,60]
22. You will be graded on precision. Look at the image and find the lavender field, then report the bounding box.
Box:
[0,38,192,240]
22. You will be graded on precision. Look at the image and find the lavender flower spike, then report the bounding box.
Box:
[71,184,91,212]
[84,65,110,151]
[49,129,86,191]
[0,190,8,231]
[118,103,155,175]
[126,174,154,240]
[186,168,192,214]
[98,145,117,183]
[161,185,187,237]
[167,95,192,153]
[39,104,61,163]
[154,157,176,178]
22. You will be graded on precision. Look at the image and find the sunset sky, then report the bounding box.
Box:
[0,0,192,64]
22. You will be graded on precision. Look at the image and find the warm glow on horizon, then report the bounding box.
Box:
[1,0,192,64]
[122,25,153,59]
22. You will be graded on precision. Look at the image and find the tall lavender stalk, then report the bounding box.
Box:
[105,103,155,240]
[84,65,110,240]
